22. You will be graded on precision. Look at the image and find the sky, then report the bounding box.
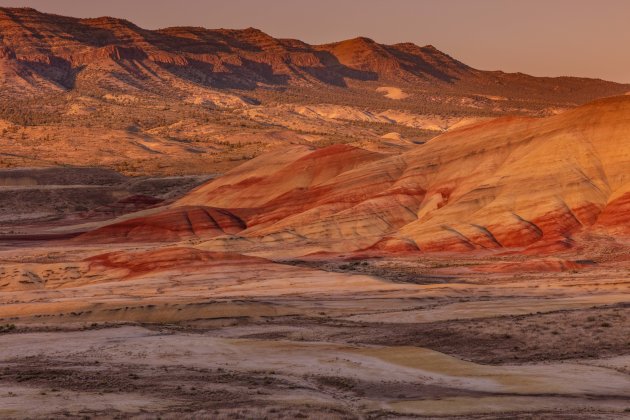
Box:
[1,0,629,83]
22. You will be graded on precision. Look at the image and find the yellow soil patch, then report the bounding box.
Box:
[376,86,409,100]
[356,345,630,395]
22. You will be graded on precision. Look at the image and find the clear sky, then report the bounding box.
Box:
[1,0,629,83]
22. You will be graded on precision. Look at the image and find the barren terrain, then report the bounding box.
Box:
[1,7,629,419]
[1,97,629,418]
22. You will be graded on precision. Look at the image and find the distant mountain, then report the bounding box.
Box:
[0,7,628,106]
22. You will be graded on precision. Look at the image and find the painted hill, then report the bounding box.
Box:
[83,95,630,256]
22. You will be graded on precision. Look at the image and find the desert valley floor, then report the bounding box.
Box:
[1,240,629,418]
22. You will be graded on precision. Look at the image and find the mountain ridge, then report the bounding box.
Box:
[0,6,628,101]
